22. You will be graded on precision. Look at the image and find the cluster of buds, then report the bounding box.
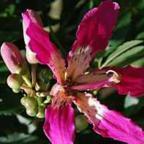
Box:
[1,42,51,118]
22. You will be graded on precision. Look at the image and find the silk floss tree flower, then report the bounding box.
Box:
[1,0,144,144]
[24,0,144,143]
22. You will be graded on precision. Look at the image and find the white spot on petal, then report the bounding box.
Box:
[88,96,105,120]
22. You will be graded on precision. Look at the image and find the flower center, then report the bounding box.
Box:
[50,83,74,107]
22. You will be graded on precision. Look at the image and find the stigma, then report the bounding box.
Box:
[106,70,121,84]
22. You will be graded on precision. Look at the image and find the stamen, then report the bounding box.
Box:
[106,70,121,84]
[50,83,74,108]
[64,71,68,81]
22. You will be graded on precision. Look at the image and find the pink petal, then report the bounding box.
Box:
[1,42,25,74]
[70,69,109,90]
[74,93,144,144]
[22,9,43,64]
[43,104,75,144]
[74,69,107,84]
[70,80,109,91]
[111,67,144,96]
[67,0,119,80]
[66,46,93,80]
[97,109,144,144]
[26,19,66,84]
[73,0,119,54]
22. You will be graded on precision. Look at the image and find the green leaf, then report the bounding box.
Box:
[0,106,22,116]
[131,57,144,67]
[124,98,144,117]
[101,40,144,67]
[0,133,38,144]
[0,61,8,84]
[106,45,144,66]
[124,95,139,108]
[16,114,37,134]
[137,0,144,10]
[136,32,144,40]
[109,12,132,48]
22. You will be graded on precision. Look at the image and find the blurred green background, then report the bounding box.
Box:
[0,0,144,143]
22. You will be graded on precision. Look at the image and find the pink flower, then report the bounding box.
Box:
[22,0,144,144]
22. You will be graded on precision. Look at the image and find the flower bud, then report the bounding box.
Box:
[7,74,23,93]
[21,96,38,117]
[26,108,37,117]
[1,42,25,74]
[36,105,45,118]
[12,89,20,93]
[75,115,88,132]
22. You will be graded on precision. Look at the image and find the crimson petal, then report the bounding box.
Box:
[70,69,109,90]
[112,67,144,96]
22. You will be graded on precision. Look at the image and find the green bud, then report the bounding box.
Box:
[20,96,38,117]
[12,88,20,93]
[75,115,88,132]
[7,74,23,92]
[26,109,37,117]
[36,106,45,118]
